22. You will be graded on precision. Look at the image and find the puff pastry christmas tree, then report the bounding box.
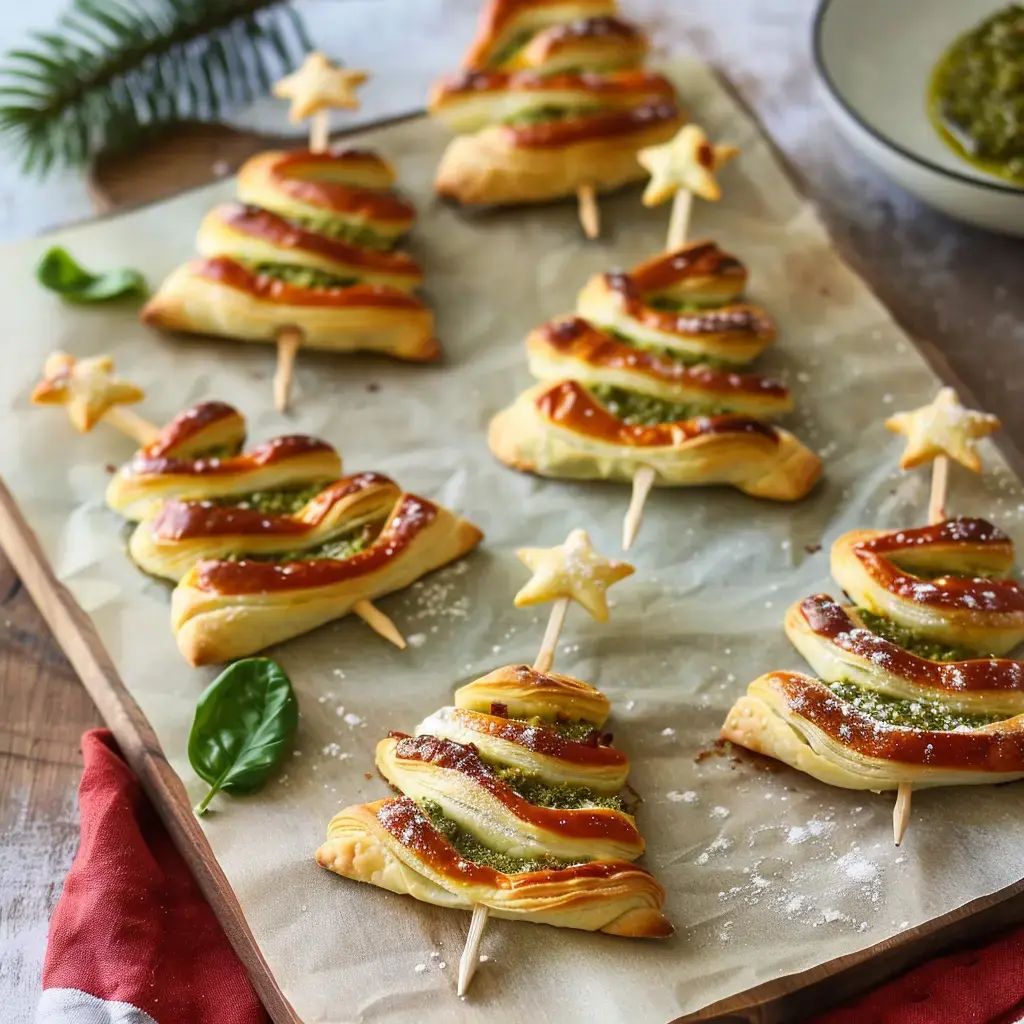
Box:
[722,390,1024,846]
[488,239,822,550]
[316,528,671,996]
[142,55,438,412]
[428,0,683,237]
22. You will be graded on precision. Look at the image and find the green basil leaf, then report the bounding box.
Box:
[188,658,299,816]
[35,246,148,303]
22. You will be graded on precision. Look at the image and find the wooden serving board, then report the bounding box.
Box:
[6,74,1024,1023]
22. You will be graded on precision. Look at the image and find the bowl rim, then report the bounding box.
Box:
[811,0,1024,196]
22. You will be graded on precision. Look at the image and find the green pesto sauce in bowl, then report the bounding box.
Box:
[588,383,726,426]
[250,262,359,290]
[493,766,626,811]
[286,213,395,251]
[217,484,327,515]
[827,681,1005,732]
[855,609,987,663]
[422,800,585,874]
[929,5,1024,185]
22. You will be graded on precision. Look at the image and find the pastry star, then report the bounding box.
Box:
[885,387,1000,472]
[31,352,145,433]
[273,52,368,122]
[514,528,634,622]
[638,124,739,206]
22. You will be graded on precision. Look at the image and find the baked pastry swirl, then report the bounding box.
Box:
[490,242,821,501]
[142,148,439,360]
[429,0,682,206]
[316,664,672,936]
[723,518,1024,792]
[106,401,342,522]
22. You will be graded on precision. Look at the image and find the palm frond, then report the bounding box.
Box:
[0,0,312,175]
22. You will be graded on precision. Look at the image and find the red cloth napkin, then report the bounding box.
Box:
[38,729,267,1024]
[39,729,1024,1023]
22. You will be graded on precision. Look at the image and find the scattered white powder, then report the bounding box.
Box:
[414,964,426,973]
[785,818,832,844]
[438,961,447,970]
[332,669,345,679]
[478,954,489,963]
[430,952,440,959]
[667,790,698,804]
[784,895,804,915]
[407,633,427,648]
[837,851,878,884]
[710,806,730,820]
[661,727,676,738]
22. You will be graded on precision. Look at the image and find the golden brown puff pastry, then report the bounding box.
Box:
[576,266,775,367]
[434,101,683,206]
[196,203,424,292]
[416,703,629,794]
[376,733,644,862]
[236,149,413,247]
[171,493,483,665]
[830,518,1024,656]
[316,797,671,937]
[128,472,402,581]
[489,380,822,502]
[140,257,439,361]
[506,16,648,74]
[428,68,675,133]
[527,316,793,419]
[722,671,1024,791]
[105,401,342,521]
[785,594,1024,718]
[455,663,612,726]
[624,241,750,307]
[462,0,620,69]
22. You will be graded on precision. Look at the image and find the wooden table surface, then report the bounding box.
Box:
[2,1,1023,1020]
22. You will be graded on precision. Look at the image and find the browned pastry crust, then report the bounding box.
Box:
[236,149,414,242]
[527,316,793,417]
[128,472,402,581]
[830,519,1024,656]
[489,380,822,501]
[785,594,1024,717]
[462,0,620,69]
[196,203,424,291]
[721,671,1024,790]
[315,797,671,936]
[140,256,439,360]
[509,16,648,73]
[428,68,675,132]
[434,101,683,206]
[171,493,483,665]
[576,251,776,366]
[456,663,612,724]
[105,401,342,521]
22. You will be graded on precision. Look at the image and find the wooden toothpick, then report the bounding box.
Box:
[273,326,303,413]
[884,387,1001,844]
[577,184,600,240]
[353,598,406,649]
[455,528,635,996]
[665,188,693,252]
[622,465,656,551]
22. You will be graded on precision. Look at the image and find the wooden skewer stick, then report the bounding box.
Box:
[894,454,951,845]
[577,184,600,240]
[273,327,302,413]
[622,465,656,551]
[457,902,490,997]
[99,406,160,447]
[665,188,693,252]
[533,597,570,674]
[309,109,331,154]
[353,598,406,649]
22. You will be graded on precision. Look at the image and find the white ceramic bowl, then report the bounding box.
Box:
[813,0,1024,235]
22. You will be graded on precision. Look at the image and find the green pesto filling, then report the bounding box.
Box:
[855,609,986,663]
[827,681,1005,732]
[195,444,240,460]
[646,297,707,313]
[493,766,626,811]
[587,383,726,426]
[250,261,358,290]
[286,213,395,251]
[502,104,605,126]
[217,485,327,515]
[599,326,735,369]
[488,29,534,67]
[223,523,376,565]
[508,715,600,743]
[422,800,585,874]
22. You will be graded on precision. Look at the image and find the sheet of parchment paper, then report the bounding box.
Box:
[2,60,1023,1023]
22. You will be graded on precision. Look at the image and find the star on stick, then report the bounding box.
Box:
[885,387,1000,473]
[273,51,368,123]
[638,124,739,253]
[31,352,156,444]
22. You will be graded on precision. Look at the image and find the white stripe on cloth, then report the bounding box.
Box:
[36,989,159,1024]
